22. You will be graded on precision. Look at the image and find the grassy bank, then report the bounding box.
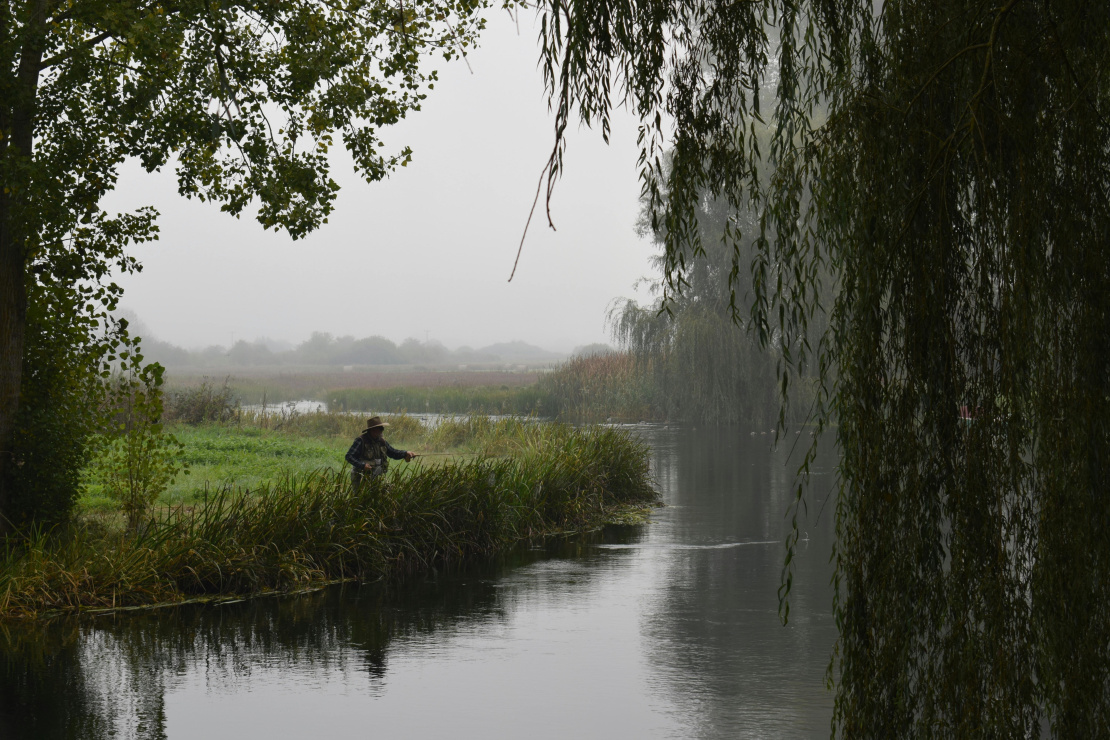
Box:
[81,424,353,510]
[2,418,657,619]
[94,411,588,508]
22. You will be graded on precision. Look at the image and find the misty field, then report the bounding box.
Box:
[167,369,542,405]
[163,354,664,423]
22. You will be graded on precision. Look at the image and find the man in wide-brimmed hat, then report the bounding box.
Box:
[345,416,415,487]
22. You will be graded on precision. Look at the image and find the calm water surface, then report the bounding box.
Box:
[0,425,837,739]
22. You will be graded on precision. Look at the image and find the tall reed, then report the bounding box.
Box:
[325,356,656,421]
[0,424,655,618]
[163,379,239,424]
[536,352,654,421]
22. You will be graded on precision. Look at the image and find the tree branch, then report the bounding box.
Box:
[38,29,114,71]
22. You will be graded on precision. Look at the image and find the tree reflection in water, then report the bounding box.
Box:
[635,426,837,737]
[0,528,643,740]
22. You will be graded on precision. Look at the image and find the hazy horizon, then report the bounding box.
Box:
[121,306,609,357]
[101,10,656,357]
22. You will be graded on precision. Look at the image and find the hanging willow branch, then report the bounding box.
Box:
[532,0,1110,735]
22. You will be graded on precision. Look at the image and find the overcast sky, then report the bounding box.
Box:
[102,11,656,354]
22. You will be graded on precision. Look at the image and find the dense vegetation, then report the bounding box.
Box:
[289,347,797,425]
[165,343,789,425]
[328,384,551,417]
[608,195,826,427]
[323,352,655,421]
[533,0,1110,734]
[0,414,656,619]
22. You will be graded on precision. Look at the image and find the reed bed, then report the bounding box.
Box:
[536,352,655,421]
[326,385,551,416]
[163,356,657,425]
[1,424,656,619]
[327,354,655,421]
[164,379,240,424]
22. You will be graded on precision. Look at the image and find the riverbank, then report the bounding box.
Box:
[1,419,657,619]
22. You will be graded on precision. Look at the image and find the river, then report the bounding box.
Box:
[0,425,838,739]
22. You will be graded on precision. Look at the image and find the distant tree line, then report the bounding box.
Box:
[137,331,573,369]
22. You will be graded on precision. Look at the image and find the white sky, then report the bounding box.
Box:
[103,11,656,354]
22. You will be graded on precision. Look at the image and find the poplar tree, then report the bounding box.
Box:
[0,0,487,525]
[534,0,1110,734]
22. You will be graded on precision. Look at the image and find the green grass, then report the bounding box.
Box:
[167,425,351,503]
[2,417,658,619]
[81,423,353,509]
[82,412,430,510]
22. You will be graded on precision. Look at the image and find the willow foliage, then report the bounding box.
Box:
[610,296,781,425]
[534,0,1110,734]
[609,197,785,426]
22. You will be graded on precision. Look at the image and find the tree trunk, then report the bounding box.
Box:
[0,0,47,533]
[0,223,26,534]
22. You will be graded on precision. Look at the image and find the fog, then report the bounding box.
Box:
[100,11,653,355]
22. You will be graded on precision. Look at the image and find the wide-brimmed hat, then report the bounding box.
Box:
[363,416,389,432]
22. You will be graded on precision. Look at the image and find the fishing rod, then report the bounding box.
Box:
[411,452,511,458]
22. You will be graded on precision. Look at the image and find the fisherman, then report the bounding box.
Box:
[346,416,415,487]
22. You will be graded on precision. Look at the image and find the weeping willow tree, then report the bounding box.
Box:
[532,0,1110,734]
[609,195,789,426]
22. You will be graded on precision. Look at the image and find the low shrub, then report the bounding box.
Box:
[165,380,239,424]
[96,367,187,530]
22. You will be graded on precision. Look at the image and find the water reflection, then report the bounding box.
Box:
[0,426,837,739]
[636,426,836,738]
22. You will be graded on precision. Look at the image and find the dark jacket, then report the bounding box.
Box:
[346,433,408,474]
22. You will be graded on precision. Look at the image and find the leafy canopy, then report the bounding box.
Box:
[9,0,489,246]
[532,0,1110,735]
[0,0,492,525]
